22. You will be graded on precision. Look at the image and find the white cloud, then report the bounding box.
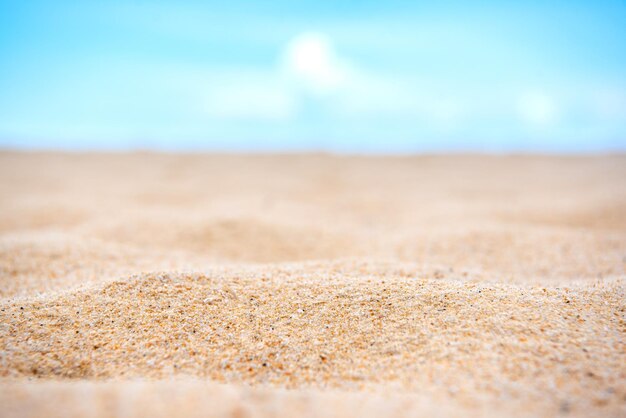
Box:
[197,31,471,128]
[281,32,349,96]
[517,91,559,126]
[194,32,497,132]
[200,32,354,122]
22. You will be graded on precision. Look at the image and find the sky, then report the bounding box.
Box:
[0,0,625,152]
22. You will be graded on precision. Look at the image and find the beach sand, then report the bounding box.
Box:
[0,152,624,417]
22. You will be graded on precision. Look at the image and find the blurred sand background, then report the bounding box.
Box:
[0,152,624,417]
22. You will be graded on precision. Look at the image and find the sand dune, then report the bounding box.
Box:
[0,153,624,417]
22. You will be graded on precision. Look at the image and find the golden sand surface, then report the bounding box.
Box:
[0,152,624,417]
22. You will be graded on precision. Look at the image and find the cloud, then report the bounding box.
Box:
[517,91,559,126]
[281,32,349,96]
[200,32,353,122]
[196,31,470,130]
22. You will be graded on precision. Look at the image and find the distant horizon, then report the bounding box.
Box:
[2,143,626,155]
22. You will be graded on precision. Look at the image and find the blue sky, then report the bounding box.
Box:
[1,0,625,152]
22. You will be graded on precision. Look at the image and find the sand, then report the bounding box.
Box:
[0,152,624,417]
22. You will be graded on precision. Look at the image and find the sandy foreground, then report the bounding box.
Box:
[0,152,624,418]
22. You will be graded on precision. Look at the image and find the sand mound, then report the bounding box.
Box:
[2,264,624,416]
[0,232,196,298]
[1,153,625,417]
